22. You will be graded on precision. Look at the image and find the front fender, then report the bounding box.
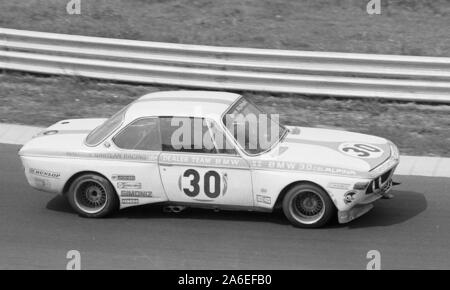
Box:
[251,169,365,212]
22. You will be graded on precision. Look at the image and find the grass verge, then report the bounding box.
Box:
[0,0,449,56]
[1,72,449,157]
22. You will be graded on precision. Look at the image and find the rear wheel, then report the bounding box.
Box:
[67,174,119,218]
[282,183,335,228]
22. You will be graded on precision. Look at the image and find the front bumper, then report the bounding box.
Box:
[337,162,397,224]
[338,203,374,224]
[338,184,392,224]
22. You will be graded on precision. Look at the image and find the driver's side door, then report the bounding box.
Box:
[158,117,254,207]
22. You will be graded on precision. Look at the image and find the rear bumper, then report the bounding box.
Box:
[19,156,63,194]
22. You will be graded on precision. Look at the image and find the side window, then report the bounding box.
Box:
[160,117,235,154]
[207,120,237,155]
[113,118,161,151]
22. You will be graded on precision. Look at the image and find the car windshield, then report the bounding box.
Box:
[223,97,287,154]
[85,105,129,146]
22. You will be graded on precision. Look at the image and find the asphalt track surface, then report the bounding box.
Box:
[1,143,449,269]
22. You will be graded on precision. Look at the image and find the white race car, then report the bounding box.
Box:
[19,91,399,228]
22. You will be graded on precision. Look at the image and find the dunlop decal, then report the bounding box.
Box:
[29,168,61,179]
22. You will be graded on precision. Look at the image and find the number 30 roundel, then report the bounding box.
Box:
[178,169,226,199]
[338,143,384,159]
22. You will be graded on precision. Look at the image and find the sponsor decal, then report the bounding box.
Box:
[121,190,153,198]
[26,150,376,178]
[29,168,61,179]
[160,153,361,177]
[117,182,142,190]
[121,198,139,205]
[160,154,247,169]
[250,160,359,177]
[327,182,351,190]
[66,152,159,162]
[112,175,136,181]
[256,195,271,205]
[338,143,384,159]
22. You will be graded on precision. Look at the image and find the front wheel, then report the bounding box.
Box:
[282,183,335,228]
[67,174,119,218]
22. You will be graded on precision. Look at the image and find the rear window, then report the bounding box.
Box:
[85,105,129,146]
[113,118,161,151]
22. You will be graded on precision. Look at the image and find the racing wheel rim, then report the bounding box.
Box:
[74,179,108,214]
[290,190,325,224]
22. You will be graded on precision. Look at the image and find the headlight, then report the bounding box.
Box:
[354,181,369,190]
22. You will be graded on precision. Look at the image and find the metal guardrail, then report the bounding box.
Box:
[1,28,450,103]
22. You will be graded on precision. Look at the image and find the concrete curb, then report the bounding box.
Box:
[0,124,43,145]
[396,156,450,178]
[0,123,448,178]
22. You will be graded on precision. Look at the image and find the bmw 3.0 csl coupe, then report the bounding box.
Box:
[19,91,400,228]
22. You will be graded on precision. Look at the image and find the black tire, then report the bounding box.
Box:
[67,174,119,218]
[282,183,335,228]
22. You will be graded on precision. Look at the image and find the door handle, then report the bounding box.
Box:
[159,163,174,167]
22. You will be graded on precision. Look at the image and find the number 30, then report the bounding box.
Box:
[183,169,221,198]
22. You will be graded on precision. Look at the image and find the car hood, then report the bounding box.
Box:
[264,126,392,173]
[19,118,107,156]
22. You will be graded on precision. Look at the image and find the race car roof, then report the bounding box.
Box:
[125,91,241,121]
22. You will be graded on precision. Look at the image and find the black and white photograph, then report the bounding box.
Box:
[0,0,449,275]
